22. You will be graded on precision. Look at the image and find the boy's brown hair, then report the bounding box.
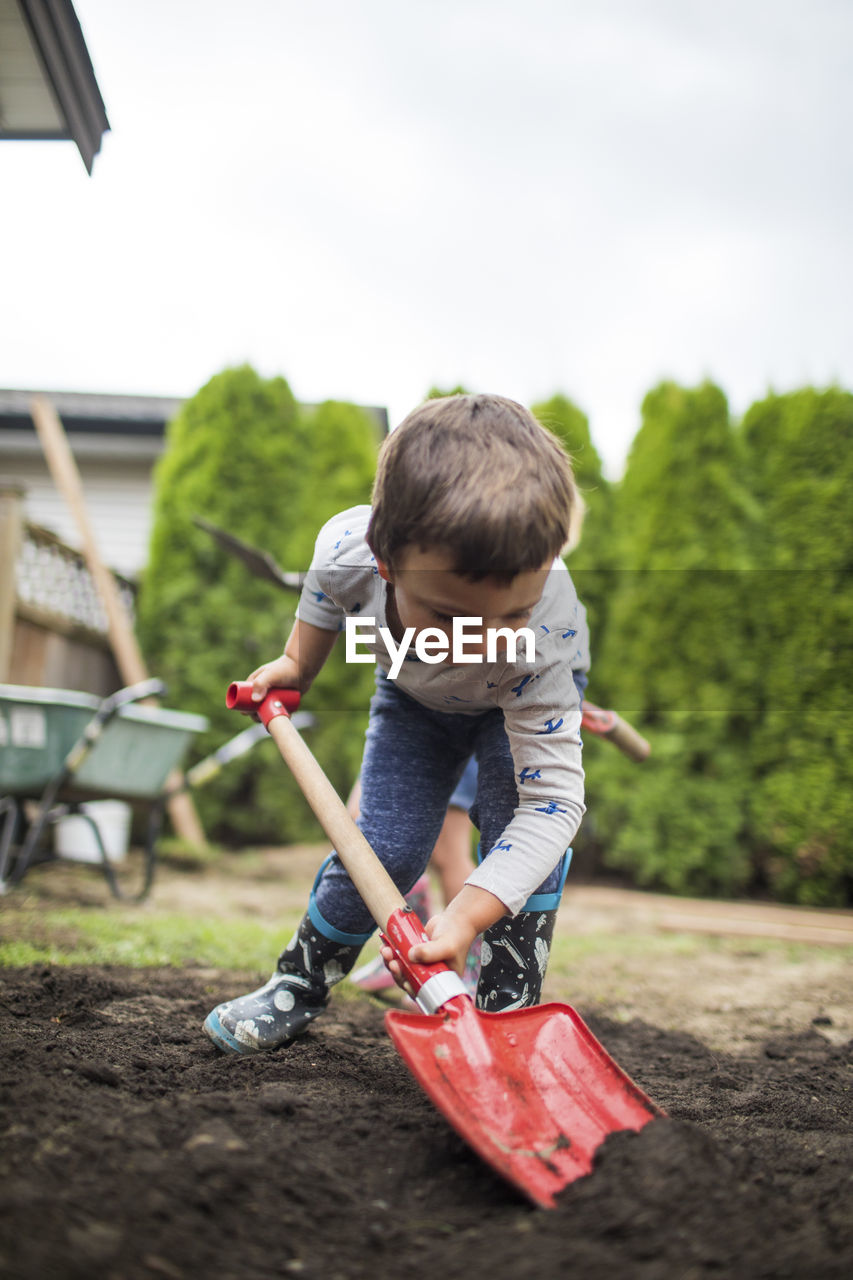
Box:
[367,393,583,580]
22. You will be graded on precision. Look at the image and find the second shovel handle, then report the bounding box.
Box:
[581,702,651,762]
[602,713,651,762]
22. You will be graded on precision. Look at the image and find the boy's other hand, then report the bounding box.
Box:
[410,911,476,975]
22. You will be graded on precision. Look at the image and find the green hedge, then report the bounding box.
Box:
[136,366,379,845]
[583,382,757,895]
[740,388,853,903]
[532,393,614,658]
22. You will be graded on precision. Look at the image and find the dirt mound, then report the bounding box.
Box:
[0,966,850,1279]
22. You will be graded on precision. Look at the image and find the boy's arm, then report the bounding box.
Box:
[249,618,339,700]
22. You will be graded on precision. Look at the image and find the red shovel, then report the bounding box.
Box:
[227,682,663,1209]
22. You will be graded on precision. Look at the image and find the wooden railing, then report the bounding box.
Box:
[15,521,136,637]
[0,485,129,692]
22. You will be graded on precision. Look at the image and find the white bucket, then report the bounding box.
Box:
[55,800,132,864]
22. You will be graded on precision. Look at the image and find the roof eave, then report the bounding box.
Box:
[18,0,110,174]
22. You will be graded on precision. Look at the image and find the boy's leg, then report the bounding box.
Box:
[354,755,479,996]
[433,757,481,995]
[470,711,569,1012]
[431,756,477,901]
[350,871,433,992]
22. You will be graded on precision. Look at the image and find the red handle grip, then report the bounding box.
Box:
[581,701,651,762]
[226,681,301,728]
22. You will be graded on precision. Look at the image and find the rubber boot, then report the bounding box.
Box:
[203,913,363,1054]
[475,908,558,1012]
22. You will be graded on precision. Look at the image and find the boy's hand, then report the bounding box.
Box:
[247,655,300,702]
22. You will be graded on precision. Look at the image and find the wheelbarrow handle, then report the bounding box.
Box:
[226,682,465,1009]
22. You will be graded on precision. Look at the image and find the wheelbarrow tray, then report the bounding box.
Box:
[0,684,208,801]
[1,683,209,900]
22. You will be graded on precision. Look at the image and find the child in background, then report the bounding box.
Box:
[204,393,589,1054]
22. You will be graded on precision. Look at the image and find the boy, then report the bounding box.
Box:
[204,393,589,1054]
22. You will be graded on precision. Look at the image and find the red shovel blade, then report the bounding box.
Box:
[385,998,662,1209]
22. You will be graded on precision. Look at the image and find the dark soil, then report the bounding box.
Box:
[0,966,850,1280]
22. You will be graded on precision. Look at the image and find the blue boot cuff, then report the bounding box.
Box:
[521,848,572,912]
[308,855,376,946]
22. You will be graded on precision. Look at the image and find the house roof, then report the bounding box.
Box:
[0,388,390,459]
[0,0,109,173]
[0,387,182,435]
[0,389,186,461]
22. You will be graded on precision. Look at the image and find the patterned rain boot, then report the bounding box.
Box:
[474,849,570,1012]
[203,913,365,1054]
[475,908,558,1012]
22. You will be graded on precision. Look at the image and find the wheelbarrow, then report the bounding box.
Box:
[0,679,315,902]
[0,679,207,900]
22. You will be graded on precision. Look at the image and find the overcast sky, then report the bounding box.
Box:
[2,0,851,477]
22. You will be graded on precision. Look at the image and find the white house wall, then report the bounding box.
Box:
[2,447,156,578]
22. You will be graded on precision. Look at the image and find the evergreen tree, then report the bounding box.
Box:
[531,394,613,675]
[587,381,756,894]
[137,366,379,845]
[741,387,853,904]
[425,384,470,400]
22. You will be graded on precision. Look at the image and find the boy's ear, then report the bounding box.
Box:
[375,558,393,583]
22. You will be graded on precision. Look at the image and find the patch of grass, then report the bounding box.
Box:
[551,929,701,967]
[0,905,304,971]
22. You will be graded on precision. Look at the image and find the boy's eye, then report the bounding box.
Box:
[430,609,454,623]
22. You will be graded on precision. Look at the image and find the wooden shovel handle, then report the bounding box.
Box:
[226,683,406,930]
[602,713,651,762]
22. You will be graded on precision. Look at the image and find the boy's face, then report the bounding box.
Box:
[377,546,551,659]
